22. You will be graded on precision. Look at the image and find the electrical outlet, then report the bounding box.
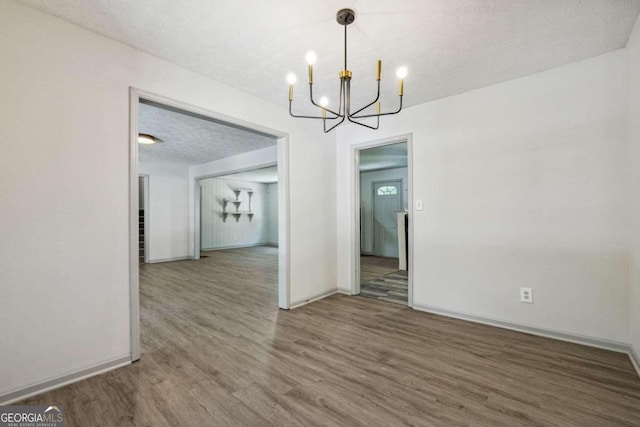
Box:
[520,287,533,303]
[415,199,424,211]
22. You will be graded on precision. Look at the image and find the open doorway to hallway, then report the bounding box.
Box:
[358,142,409,305]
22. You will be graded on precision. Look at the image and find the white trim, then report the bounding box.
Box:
[277,136,291,310]
[129,89,141,362]
[194,178,201,260]
[630,346,640,378]
[201,243,273,252]
[351,134,414,307]
[0,355,131,405]
[146,256,193,264]
[290,289,338,309]
[413,303,630,353]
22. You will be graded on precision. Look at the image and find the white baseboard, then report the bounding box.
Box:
[0,355,131,405]
[413,304,630,354]
[290,289,338,309]
[337,288,353,295]
[201,243,271,252]
[147,256,192,264]
[630,346,640,378]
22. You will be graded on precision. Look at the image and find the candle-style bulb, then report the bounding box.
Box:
[376,60,382,81]
[308,64,313,84]
[305,51,317,65]
[376,101,380,114]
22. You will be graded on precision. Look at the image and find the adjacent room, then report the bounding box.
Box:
[2,0,640,425]
[358,142,410,305]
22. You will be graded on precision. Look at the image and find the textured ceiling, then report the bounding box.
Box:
[19,0,640,112]
[360,142,407,172]
[215,166,279,184]
[138,102,276,165]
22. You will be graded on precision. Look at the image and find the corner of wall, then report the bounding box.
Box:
[627,13,640,365]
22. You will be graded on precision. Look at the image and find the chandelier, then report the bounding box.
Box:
[287,8,407,133]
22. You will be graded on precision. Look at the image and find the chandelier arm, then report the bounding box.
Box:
[349,80,381,117]
[309,84,342,117]
[346,115,380,130]
[324,114,347,133]
[289,101,340,120]
[351,96,403,119]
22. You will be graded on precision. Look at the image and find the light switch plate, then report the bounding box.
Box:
[415,200,423,211]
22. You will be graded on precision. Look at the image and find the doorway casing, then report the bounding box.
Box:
[129,88,291,362]
[351,134,414,307]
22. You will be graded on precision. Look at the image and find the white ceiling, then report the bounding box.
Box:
[19,1,640,112]
[215,166,279,184]
[139,102,276,165]
[360,142,407,172]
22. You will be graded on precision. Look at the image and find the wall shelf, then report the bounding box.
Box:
[221,189,256,223]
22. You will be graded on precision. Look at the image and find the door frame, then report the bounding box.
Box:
[351,134,414,307]
[371,179,403,257]
[129,88,291,362]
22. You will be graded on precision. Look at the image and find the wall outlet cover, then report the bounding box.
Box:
[520,287,533,303]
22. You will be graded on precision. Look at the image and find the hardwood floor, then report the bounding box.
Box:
[360,255,408,304]
[22,246,640,426]
[360,254,400,283]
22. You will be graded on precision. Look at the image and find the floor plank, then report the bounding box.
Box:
[20,246,640,426]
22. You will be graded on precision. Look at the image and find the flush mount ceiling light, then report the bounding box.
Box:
[138,134,157,145]
[287,8,407,133]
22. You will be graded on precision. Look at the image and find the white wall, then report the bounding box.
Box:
[266,183,279,245]
[628,16,640,360]
[139,161,190,262]
[200,178,268,250]
[360,167,408,254]
[0,0,336,400]
[337,50,630,343]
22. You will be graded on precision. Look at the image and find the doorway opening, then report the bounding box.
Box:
[355,139,412,306]
[129,89,290,362]
[196,165,279,254]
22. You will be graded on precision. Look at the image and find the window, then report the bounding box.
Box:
[377,185,398,196]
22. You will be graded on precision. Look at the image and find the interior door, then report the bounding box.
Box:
[373,180,402,257]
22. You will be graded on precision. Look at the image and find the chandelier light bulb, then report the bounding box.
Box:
[305,51,317,65]
[286,73,297,85]
[396,66,408,79]
[319,96,329,107]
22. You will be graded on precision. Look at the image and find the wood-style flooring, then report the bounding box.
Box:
[360,255,408,304]
[22,246,640,426]
[360,254,400,283]
[360,270,408,305]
